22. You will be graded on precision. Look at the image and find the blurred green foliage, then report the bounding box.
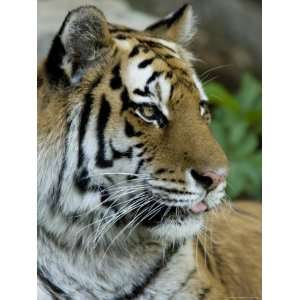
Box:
[205,73,262,200]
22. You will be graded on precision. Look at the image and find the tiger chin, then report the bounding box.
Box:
[38,4,261,300]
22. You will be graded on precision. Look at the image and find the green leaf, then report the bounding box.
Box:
[205,83,240,112]
[236,73,261,111]
[210,121,227,150]
[232,132,258,158]
[245,111,262,133]
[228,122,249,146]
[226,163,247,198]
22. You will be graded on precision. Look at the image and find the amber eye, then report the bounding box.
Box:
[135,105,168,128]
[138,106,156,120]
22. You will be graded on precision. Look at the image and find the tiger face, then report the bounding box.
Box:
[38,5,228,242]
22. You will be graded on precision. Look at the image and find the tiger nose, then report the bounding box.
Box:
[190,169,226,190]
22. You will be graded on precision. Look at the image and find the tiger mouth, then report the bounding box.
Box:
[126,194,210,227]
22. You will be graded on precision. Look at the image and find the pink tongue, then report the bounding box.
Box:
[191,202,208,213]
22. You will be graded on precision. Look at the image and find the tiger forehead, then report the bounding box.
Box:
[111,33,204,99]
[113,34,179,62]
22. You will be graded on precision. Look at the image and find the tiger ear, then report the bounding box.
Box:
[45,6,112,86]
[145,4,196,45]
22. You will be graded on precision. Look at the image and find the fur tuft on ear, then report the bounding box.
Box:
[145,4,197,45]
[46,6,112,86]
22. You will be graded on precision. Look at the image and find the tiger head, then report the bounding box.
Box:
[38,5,228,242]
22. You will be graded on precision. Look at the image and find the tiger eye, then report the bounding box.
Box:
[135,105,168,128]
[142,106,156,118]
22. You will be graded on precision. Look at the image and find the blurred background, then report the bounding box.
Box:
[38,0,261,200]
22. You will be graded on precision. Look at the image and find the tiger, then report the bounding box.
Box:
[37,4,261,300]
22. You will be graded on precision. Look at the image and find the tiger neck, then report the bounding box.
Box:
[38,139,199,299]
[38,231,202,300]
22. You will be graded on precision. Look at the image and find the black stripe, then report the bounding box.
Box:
[135,159,145,174]
[165,4,189,29]
[112,147,132,159]
[113,243,181,300]
[77,76,102,168]
[169,85,174,101]
[165,71,173,79]
[155,168,167,175]
[90,75,103,90]
[45,12,72,86]
[74,167,90,192]
[164,54,175,59]
[146,71,162,85]
[141,40,176,54]
[78,93,94,167]
[129,45,140,58]
[110,27,135,34]
[38,268,71,300]
[96,95,113,168]
[146,4,188,31]
[133,87,151,97]
[145,156,153,163]
[137,147,148,157]
[146,18,169,31]
[125,120,142,137]
[151,185,194,195]
[134,143,144,148]
[104,175,114,184]
[120,87,133,112]
[120,87,140,113]
[110,141,133,160]
[126,173,143,180]
[138,58,155,68]
[112,47,119,58]
[115,34,127,40]
[49,115,71,215]
[74,167,104,193]
[110,64,122,90]
[45,36,69,87]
